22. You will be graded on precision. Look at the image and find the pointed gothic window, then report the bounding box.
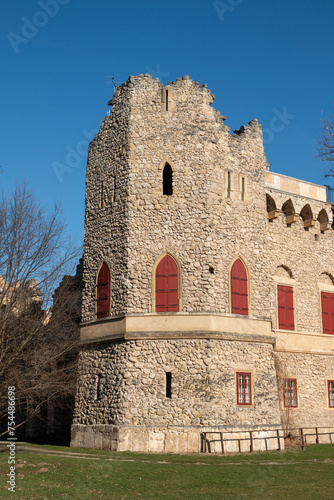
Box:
[231,258,249,315]
[163,164,173,196]
[96,262,110,318]
[155,255,179,312]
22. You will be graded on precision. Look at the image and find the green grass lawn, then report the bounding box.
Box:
[1,443,334,499]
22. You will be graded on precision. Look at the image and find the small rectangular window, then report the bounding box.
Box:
[236,372,252,405]
[241,177,245,201]
[166,372,172,398]
[328,380,334,408]
[166,90,169,111]
[284,378,298,407]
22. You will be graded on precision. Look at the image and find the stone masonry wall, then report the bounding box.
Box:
[82,84,132,321]
[74,74,334,452]
[275,352,334,428]
[123,74,271,317]
[72,338,281,428]
[266,189,334,333]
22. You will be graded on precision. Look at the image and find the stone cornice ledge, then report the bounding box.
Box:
[275,329,334,356]
[80,313,273,345]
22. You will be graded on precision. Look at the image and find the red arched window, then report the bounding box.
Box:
[231,258,249,315]
[96,262,110,318]
[156,255,179,312]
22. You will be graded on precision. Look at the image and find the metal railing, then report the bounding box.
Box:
[325,185,334,204]
[201,426,334,454]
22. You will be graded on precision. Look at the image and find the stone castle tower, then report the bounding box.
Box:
[71,74,334,453]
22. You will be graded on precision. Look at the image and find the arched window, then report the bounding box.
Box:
[96,262,110,318]
[155,254,179,312]
[163,164,173,196]
[231,258,249,315]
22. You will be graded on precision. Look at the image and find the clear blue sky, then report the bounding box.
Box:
[1,0,334,247]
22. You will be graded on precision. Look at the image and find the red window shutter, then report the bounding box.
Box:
[156,255,179,312]
[277,285,294,330]
[231,259,248,315]
[321,292,334,334]
[96,263,110,318]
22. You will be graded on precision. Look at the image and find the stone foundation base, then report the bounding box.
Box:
[70,424,284,453]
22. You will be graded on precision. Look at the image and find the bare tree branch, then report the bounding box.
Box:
[0,183,82,439]
[316,112,334,177]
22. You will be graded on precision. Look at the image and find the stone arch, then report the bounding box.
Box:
[152,252,181,312]
[317,209,331,232]
[300,204,315,229]
[266,194,277,212]
[275,265,294,279]
[266,194,280,220]
[282,199,298,225]
[320,272,334,286]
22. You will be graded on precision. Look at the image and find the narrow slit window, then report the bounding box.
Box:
[241,177,245,201]
[111,177,115,204]
[97,375,101,400]
[100,181,104,208]
[163,163,173,196]
[227,171,231,198]
[166,90,169,111]
[166,372,172,398]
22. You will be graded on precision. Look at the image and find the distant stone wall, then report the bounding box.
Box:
[275,352,334,428]
[266,190,334,333]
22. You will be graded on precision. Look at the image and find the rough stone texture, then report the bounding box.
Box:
[72,74,334,453]
[265,189,334,333]
[82,73,270,320]
[73,339,280,428]
[275,351,334,428]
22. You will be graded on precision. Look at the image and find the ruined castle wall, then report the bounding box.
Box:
[82,86,132,322]
[123,74,272,317]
